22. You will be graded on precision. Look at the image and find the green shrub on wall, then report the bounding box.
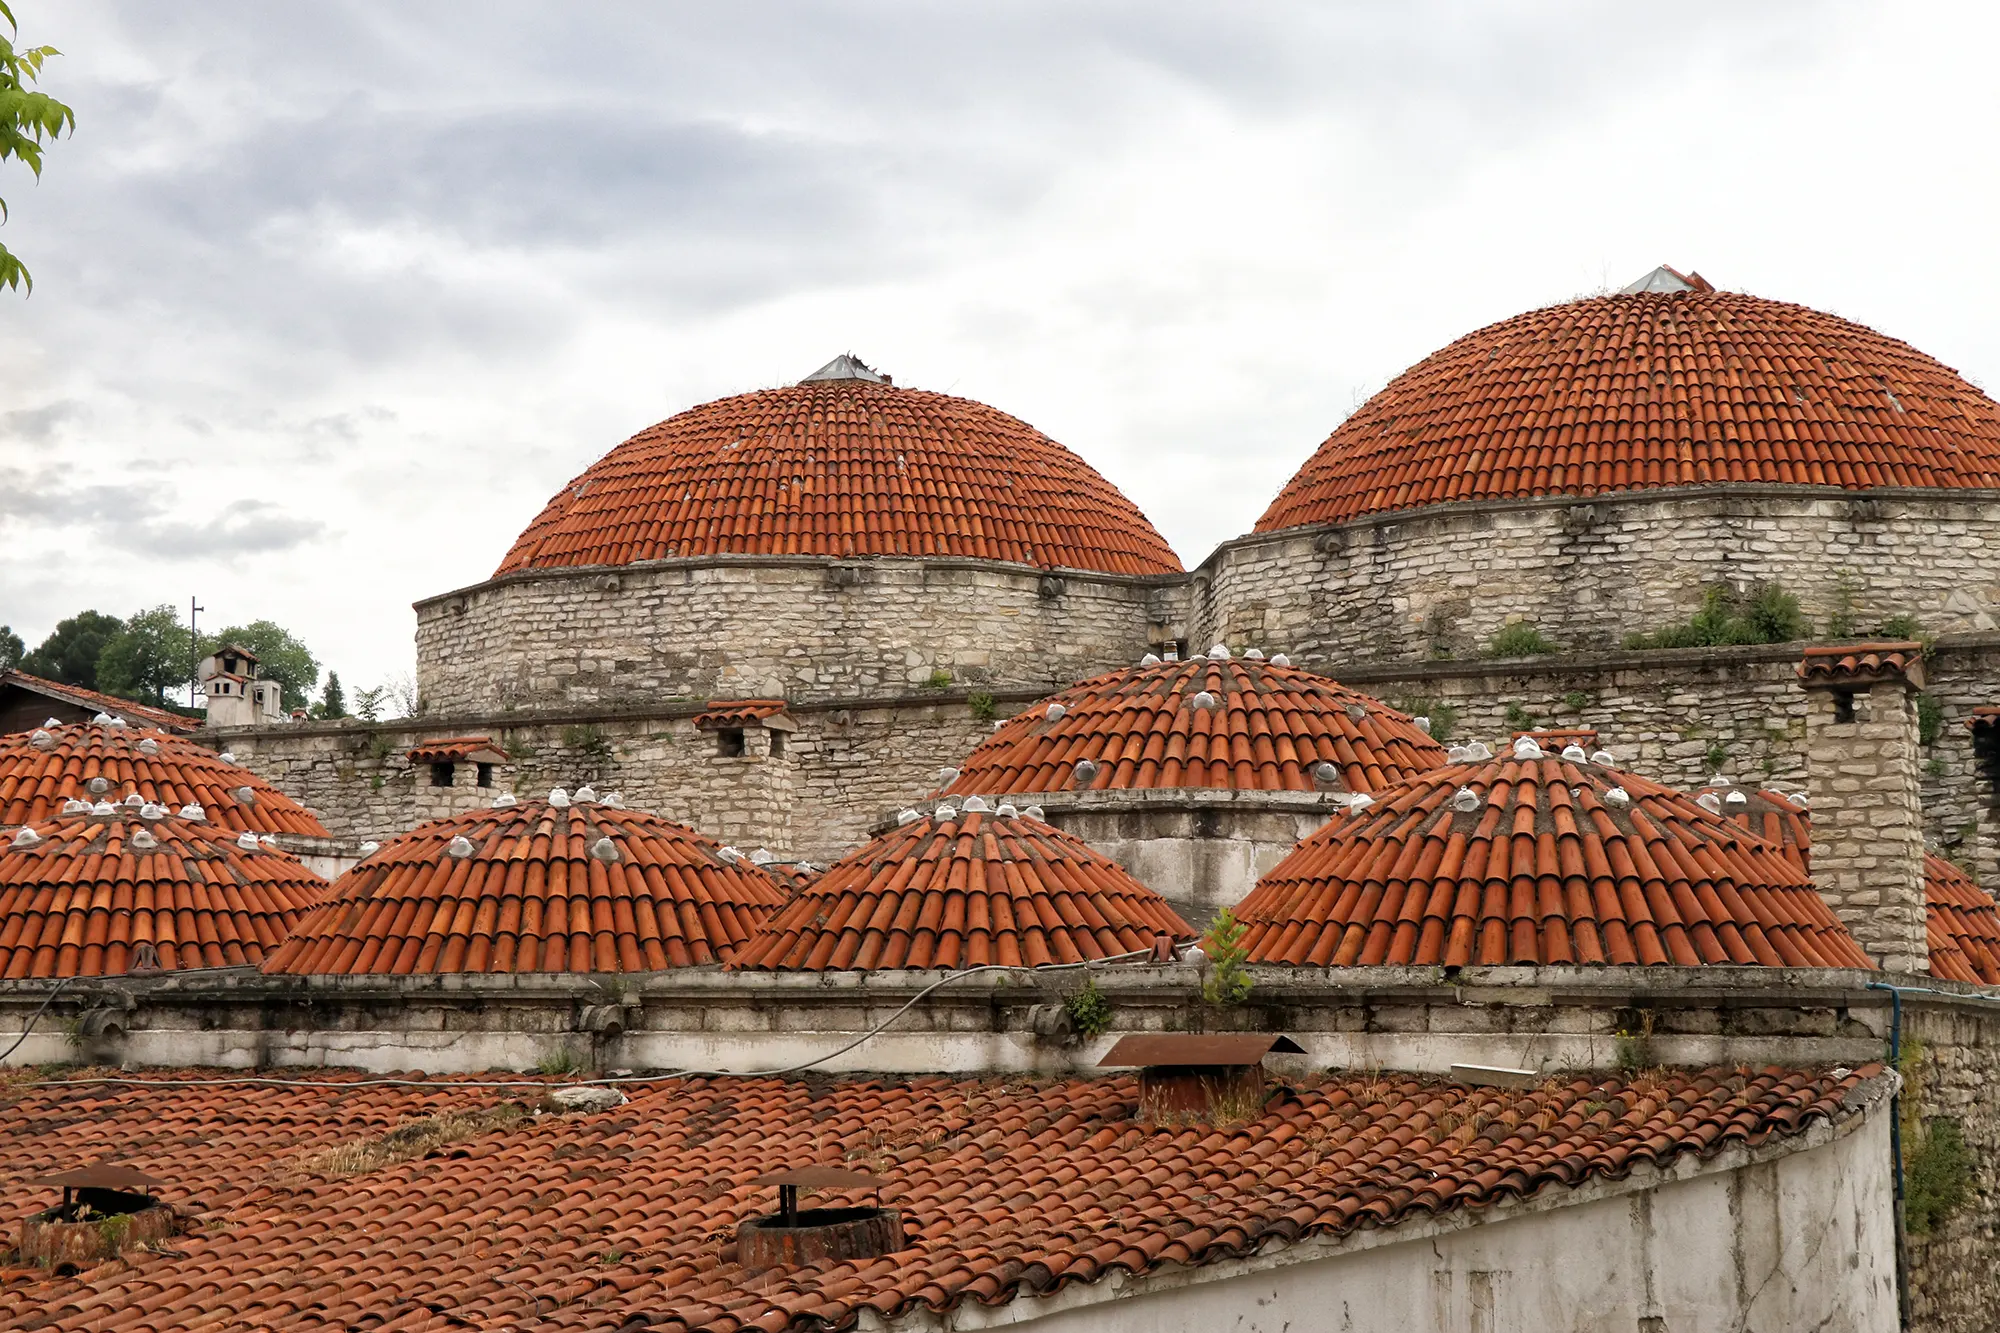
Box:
[1486,623,1559,658]
[1624,583,1810,649]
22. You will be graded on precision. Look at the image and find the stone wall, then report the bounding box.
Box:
[1194,486,2000,665]
[414,555,1186,714]
[1903,996,2000,1331]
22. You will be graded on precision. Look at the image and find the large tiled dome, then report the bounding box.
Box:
[1257,270,2000,532]
[941,651,1446,797]
[497,357,1182,577]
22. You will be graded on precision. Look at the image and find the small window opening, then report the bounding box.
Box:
[476,762,495,788]
[1833,691,1856,725]
[431,761,456,788]
[769,731,786,758]
[717,728,746,757]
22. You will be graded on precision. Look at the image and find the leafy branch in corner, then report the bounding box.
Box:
[0,2,77,294]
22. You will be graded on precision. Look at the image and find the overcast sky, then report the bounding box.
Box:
[4,1,1997,701]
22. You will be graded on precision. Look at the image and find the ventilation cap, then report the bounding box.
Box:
[995,803,1018,818]
[446,835,476,859]
[233,786,256,805]
[237,831,261,851]
[933,804,958,821]
[962,795,990,813]
[750,847,775,865]
[27,729,52,750]
[60,799,88,815]
[896,809,920,825]
[86,777,110,795]
[590,836,620,863]
[1347,793,1375,813]
[1139,653,1161,667]
[130,828,157,851]
[574,784,599,803]
[1589,750,1615,766]
[1072,758,1099,787]
[1024,805,1046,822]
[1604,787,1631,808]
[1243,647,1265,659]
[1512,736,1544,760]
[1413,716,1431,734]
[179,802,205,820]
[10,827,40,848]
[1561,744,1588,762]
[218,751,236,763]
[1206,644,1231,660]
[91,800,115,816]
[1045,703,1066,721]
[493,792,518,807]
[936,766,960,787]
[1463,741,1492,761]
[549,787,571,807]
[1452,787,1481,813]
[1269,653,1291,667]
[137,738,159,756]
[1190,691,1219,711]
[358,840,381,855]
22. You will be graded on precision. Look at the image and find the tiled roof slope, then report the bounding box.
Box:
[405,735,507,764]
[941,655,1448,796]
[1237,747,1873,968]
[1796,641,1925,687]
[0,723,329,837]
[692,699,789,730]
[0,810,328,977]
[729,809,1194,970]
[1256,290,2000,533]
[0,1064,1878,1332]
[1704,787,2000,985]
[263,798,789,975]
[497,379,1183,577]
[0,669,199,733]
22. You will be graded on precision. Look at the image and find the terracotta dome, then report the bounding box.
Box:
[941,652,1447,797]
[1257,271,2000,533]
[0,808,329,978]
[728,807,1194,971]
[262,796,790,975]
[0,722,329,838]
[1236,742,1872,969]
[497,357,1182,578]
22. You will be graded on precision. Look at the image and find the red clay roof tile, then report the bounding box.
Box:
[0,811,329,977]
[0,1063,1878,1332]
[261,798,789,975]
[0,669,200,734]
[1965,705,2000,731]
[1795,642,1925,687]
[728,809,1194,971]
[497,379,1182,578]
[405,735,509,764]
[942,656,1447,797]
[0,723,329,838]
[693,700,790,731]
[1238,750,1872,969]
[1256,290,2000,533]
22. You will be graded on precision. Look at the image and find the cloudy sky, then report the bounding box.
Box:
[3,1,1997,701]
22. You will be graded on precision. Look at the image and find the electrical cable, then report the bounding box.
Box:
[0,976,75,1064]
[21,948,1173,1092]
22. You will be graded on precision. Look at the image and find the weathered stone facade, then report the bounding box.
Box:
[414,555,1187,714]
[1904,996,2000,1330]
[1195,486,2000,665]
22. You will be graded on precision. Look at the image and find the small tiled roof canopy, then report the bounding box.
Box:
[1796,641,1926,688]
[0,810,329,978]
[941,654,1448,797]
[262,798,788,975]
[496,371,1183,577]
[0,723,329,837]
[693,699,791,731]
[405,736,508,765]
[1704,785,2000,986]
[1236,745,1873,969]
[728,808,1195,970]
[0,669,199,733]
[1256,287,2000,534]
[0,1064,1881,1332]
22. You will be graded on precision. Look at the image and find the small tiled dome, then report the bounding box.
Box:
[1237,745,1871,969]
[728,808,1194,971]
[497,361,1182,578]
[0,809,329,978]
[1257,280,2000,533]
[0,722,329,838]
[942,655,1447,797]
[262,798,789,975]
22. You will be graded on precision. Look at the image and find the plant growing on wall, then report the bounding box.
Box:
[1624,583,1810,650]
[1915,692,1944,746]
[1064,977,1113,1041]
[923,668,953,690]
[968,690,997,723]
[1503,702,1535,730]
[1199,909,1253,1009]
[1486,623,1559,658]
[1897,1037,1975,1235]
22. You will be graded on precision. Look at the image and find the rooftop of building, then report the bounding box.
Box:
[1255,270,2000,535]
[495,356,1184,579]
[0,670,198,735]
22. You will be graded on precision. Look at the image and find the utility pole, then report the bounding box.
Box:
[188,597,204,711]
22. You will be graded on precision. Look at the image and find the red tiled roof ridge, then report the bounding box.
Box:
[1237,753,1873,969]
[1256,289,2000,534]
[496,379,1183,578]
[1,669,199,733]
[0,1063,1881,1332]
[0,810,329,977]
[261,798,789,975]
[693,699,791,730]
[728,808,1196,970]
[941,655,1448,797]
[405,735,506,763]
[0,722,329,837]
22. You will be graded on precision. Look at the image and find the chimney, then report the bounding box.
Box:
[21,1164,177,1274]
[1971,708,2000,895]
[1099,1033,1305,1127]
[1797,643,1928,972]
[736,1167,901,1270]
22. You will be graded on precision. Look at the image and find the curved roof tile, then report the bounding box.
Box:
[728,809,1194,971]
[1238,749,1872,969]
[1257,289,2000,533]
[0,723,329,838]
[0,810,329,978]
[261,799,788,975]
[497,378,1182,577]
[942,656,1447,797]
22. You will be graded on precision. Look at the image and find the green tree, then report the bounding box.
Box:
[19,609,120,686]
[201,620,319,712]
[96,604,193,705]
[0,624,21,672]
[0,3,76,294]
[314,671,347,720]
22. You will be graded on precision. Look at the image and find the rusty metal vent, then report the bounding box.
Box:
[1100,1034,1306,1128]
[21,1164,177,1274]
[737,1167,901,1269]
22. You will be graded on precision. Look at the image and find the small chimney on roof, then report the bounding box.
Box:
[1099,1033,1305,1127]
[736,1167,902,1270]
[1798,643,1928,972]
[20,1164,177,1273]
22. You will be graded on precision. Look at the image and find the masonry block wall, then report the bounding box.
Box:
[414,556,1187,714]
[1904,1002,2000,1331]
[1193,488,2000,664]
